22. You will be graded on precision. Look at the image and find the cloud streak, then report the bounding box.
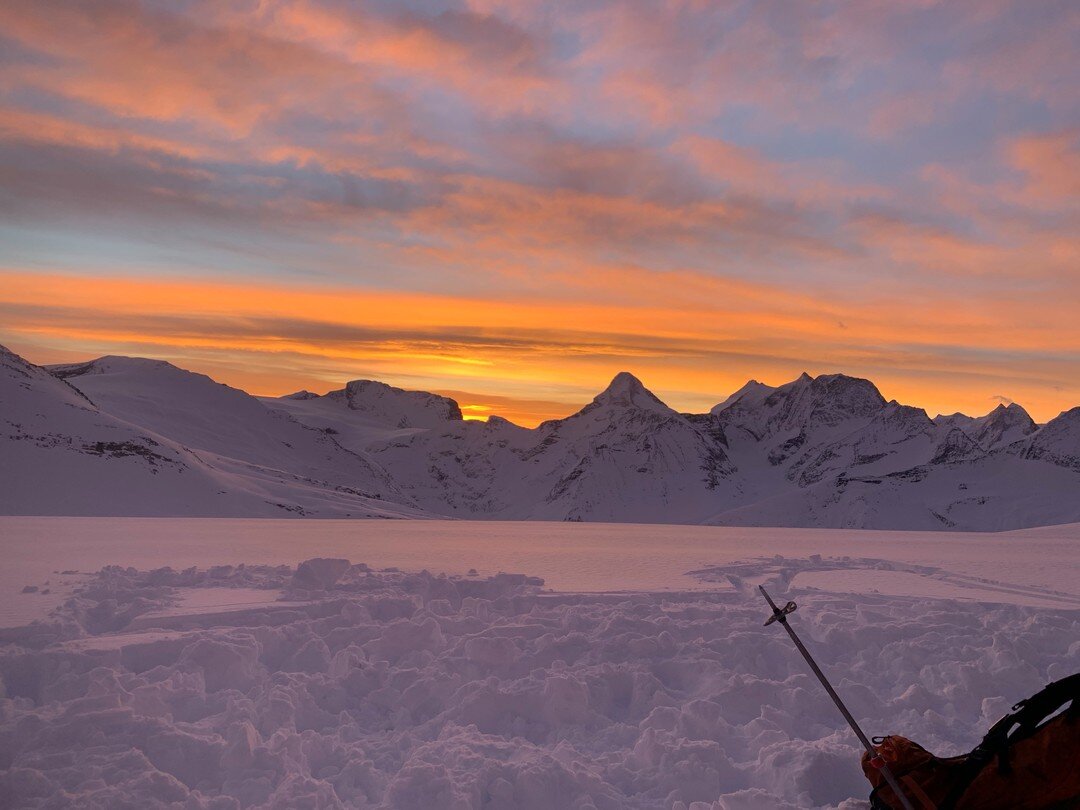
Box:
[1,271,1077,424]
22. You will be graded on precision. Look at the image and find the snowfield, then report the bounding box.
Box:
[1,520,1078,809]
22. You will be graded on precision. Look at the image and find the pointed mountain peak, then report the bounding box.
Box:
[711,379,777,414]
[978,402,1034,429]
[974,400,1037,448]
[601,371,647,397]
[587,372,674,415]
[987,401,1029,417]
[771,371,814,395]
[282,390,319,400]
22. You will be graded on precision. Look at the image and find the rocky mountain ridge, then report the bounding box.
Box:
[2,344,1078,530]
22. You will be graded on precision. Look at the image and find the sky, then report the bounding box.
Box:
[0,0,1077,426]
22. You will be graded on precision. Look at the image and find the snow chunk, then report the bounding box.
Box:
[291,557,352,590]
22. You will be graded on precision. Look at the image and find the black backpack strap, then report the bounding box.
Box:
[940,673,1080,810]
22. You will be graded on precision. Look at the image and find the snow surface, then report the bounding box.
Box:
[1,519,1078,808]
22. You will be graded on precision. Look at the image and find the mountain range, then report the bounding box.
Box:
[2,343,1078,530]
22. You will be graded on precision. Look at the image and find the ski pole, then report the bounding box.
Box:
[758,585,915,810]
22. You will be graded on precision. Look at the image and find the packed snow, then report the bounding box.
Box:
[2,519,1078,808]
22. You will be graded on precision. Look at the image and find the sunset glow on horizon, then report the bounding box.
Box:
[1,1,1077,426]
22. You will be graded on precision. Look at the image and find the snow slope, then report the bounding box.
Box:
[50,356,410,504]
[0,347,426,518]
[1020,406,1080,471]
[710,379,776,414]
[706,453,1080,531]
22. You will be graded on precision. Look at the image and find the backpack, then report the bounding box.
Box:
[861,673,1080,809]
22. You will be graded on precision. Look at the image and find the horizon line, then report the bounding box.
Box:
[8,342,1064,430]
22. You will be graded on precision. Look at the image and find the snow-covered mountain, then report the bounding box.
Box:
[260,378,463,451]
[1020,407,1080,471]
[358,372,739,522]
[3,344,1078,529]
[701,380,1079,530]
[271,367,1078,530]
[935,402,1038,451]
[0,347,428,518]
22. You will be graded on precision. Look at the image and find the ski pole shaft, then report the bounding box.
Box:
[759,585,915,810]
[760,585,875,750]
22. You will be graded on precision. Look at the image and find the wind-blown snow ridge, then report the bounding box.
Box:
[1,555,1075,808]
[2,344,1079,529]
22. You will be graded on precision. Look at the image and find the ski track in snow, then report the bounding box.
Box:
[2,556,1077,809]
[690,556,1080,610]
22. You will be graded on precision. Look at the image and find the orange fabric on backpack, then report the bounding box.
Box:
[861,736,965,808]
[861,712,1080,810]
